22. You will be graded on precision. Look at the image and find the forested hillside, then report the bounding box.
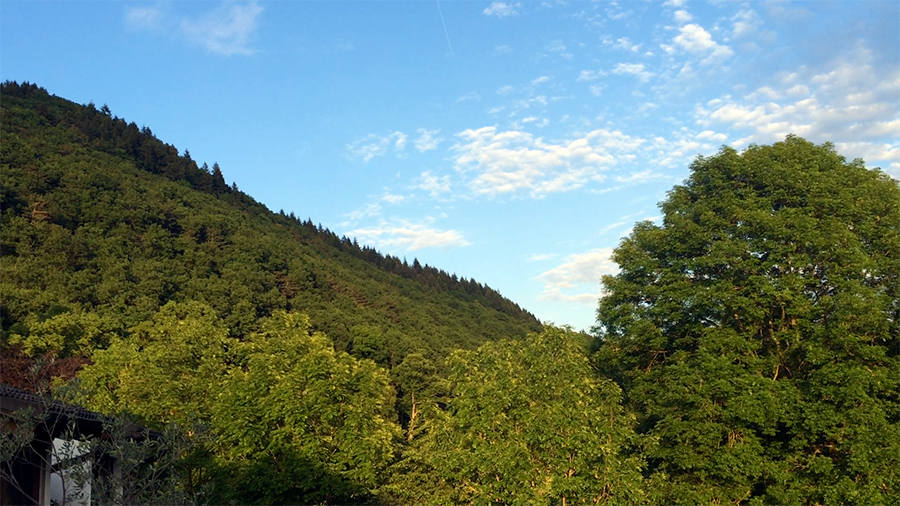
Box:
[0,81,541,383]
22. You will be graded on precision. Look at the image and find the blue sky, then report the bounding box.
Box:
[2,1,898,330]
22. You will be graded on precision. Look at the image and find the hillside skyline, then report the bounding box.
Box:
[2,0,897,329]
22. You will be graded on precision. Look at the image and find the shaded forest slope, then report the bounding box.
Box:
[0,82,541,384]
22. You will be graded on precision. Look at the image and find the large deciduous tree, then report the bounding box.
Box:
[72,303,401,504]
[387,327,645,506]
[594,136,900,504]
[208,311,400,504]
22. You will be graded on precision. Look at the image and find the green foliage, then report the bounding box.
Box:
[387,327,646,506]
[594,136,900,504]
[0,81,541,370]
[208,311,401,504]
[71,301,231,429]
[73,305,401,504]
[7,309,122,358]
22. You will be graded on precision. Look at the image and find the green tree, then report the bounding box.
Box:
[71,301,231,429]
[206,311,401,504]
[594,136,900,504]
[7,309,122,358]
[387,327,645,506]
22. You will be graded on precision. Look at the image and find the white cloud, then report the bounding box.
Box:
[394,132,408,151]
[452,127,645,198]
[456,91,482,103]
[415,129,443,152]
[531,76,552,87]
[546,40,566,52]
[125,5,163,30]
[731,9,761,39]
[696,130,728,142]
[484,2,520,18]
[346,202,382,221]
[544,40,572,59]
[382,194,406,204]
[613,169,663,184]
[577,70,600,82]
[537,248,619,303]
[416,171,452,197]
[613,62,653,83]
[614,37,641,52]
[347,132,408,162]
[606,2,631,21]
[672,23,733,65]
[674,10,693,24]
[600,221,627,233]
[180,1,263,56]
[497,85,515,95]
[695,46,900,174]
[494,44,513,54]
[348,220,470,251]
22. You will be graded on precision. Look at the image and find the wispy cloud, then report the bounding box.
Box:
[531,76,552,87]
[415,129,444,152]
[545,39,573,59]
[484,2,521,18]
[665,23,733,65]
[125,5,164,30]
[347,220,470,251]
[346,202,382,221]
[347,132,408,162]
[673,10,692,24]
[577,70,601,82]
[381,194,406,204]
[537,248,618,303]
[180,1,263,56]
[416,171,452,197]
[452,127,645,198]
[614,37,641,52]
[695,44,900,173]
[613,62,653,83]
[456,91,482,103]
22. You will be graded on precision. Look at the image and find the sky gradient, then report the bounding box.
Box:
[2,0,898,330]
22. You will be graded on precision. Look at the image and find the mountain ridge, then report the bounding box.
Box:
[0,81,542,387]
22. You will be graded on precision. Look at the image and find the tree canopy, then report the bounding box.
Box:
[389,327,646,506]
[71,303,401,504]
[594,136,900,504]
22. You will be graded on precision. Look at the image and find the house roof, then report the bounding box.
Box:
[0,383,156,441]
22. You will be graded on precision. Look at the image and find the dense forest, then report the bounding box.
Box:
[2,82,898,505]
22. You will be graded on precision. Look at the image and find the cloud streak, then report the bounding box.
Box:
[537,248,619,303]
[181,1,263,56]
[483,2,520,18]
[125,1,263,56]
[347,220,470,251]
[347,132,408,162]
